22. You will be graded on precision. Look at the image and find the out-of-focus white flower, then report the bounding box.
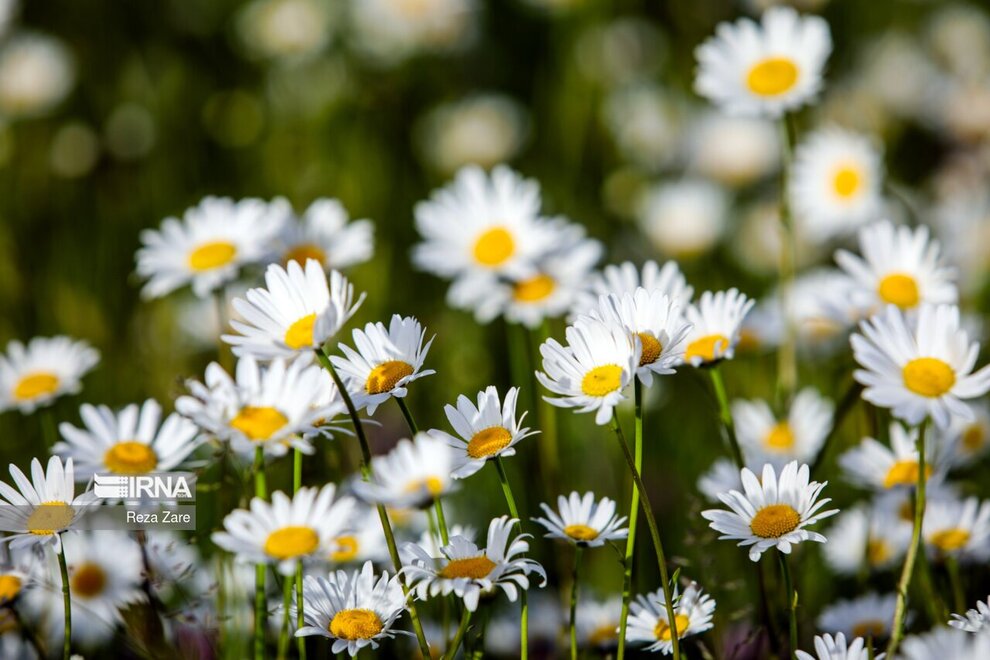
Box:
[945,402,990,468]
[574,18,665,87]
[236,0,335,61]
[0,33,74,118]
[926,4,990,82]
[347,0,478,65]
[854,33,937,120]
[0,337,99,415]
[684,111,780,186]
[818,592,897,640]
[637,179,729,259]
[931,188,990,295]
[733,388,833,468]
[604,84,680,171]
[822,504,911,575]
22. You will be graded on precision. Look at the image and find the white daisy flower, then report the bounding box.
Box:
[789,126,884,242]
[796,633,881,660]
[136,196,284,299]
[584,288,692,387]
[850,303,990,428]
[325,507,389,565]
[576,595,623,652]
[433,386,536,480]
[0,546,40,608]
[900,626,989,660]
[536,316,639,425]
[402,516,547,612]
[532,491,628,548]
[685,110,781,187]
[818,593,897,641]
[950,596,990,633]
[400,524,476,566]
[330,315,435,414]
[702,461,838,561]
[572,260,694,318]
[733,387,833,467]
[835,220,958,312]
[839,422,945,492]
[698,457,746,502]
[223,259,365,359]
[53,399,201,480]
[627,581,716,655]
[0,336,99,414]
[352,433,457,509]
[637,179,729,259]
[822,504,911,575]
[213,484,356,576]
[271,197,374,272]
[0,457,95,551]
[682,289,755,366]
[694,7,832,118]
[945,402,990,468]
[293,561,410,656]
[176,355,343,460]
[923,496,990,561]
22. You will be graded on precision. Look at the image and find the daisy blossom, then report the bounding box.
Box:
[272,197,374,272]
[0,336,99,414]
[950,596,990,633]
[532,491,628,548]
[839,422,944,491]
[818,592,897,641]
[0,457,96,551]
[682,289,755,366]
[351,433,457,509]
[626,581,716,654]
[796,633,883,660]
[733,387,833,467]
[571,260,694,318]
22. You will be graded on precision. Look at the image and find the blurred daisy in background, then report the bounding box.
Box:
[626,581,716,654]
[637,179,729,259]
[822,504,911,575]
[733,388,833,468]
[603,84,680,172]
[54,400,200,480]
[0,545,38,608]
[817,592,897,641]
[213,484,355,575]
[922,496,990,561]
[702,461,837,561]
[325,506,389,565]
[235,0,335,62]
[900,625,988,659]
[533,491,628,547]
[931,188,990,296]
[0,32,74,119]
[945,402,990,468]
[0,456,95,551]
[575,595,623,653]
[0,336,99,414]
[694,7,832,118]
[698,457,748,502]
[682,289,755,366]
[484,593,561,657]
[950,596,990,632]
[400,524,475,565]
[839,422,943,491]
[789,126,884,242]
[137,196,284,299]
[331,315,435,414]
[850,304,990,428]
[796,633,877,660]
[347,0,478,65]
[683,110,780,187]
[352,433,456,509]
[572,260,694,317]
[270,198,374,272]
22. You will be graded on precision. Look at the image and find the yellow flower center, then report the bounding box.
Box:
[877,273,920,309]
[231,406,288,441]
[581,365,623,397]
[902,358,955,398]
[439,556,497,580]
[472,227,515,267]
[654,614,691,642]
[867,539,891,566]
[930,528,970,552]
[852,620,886,639]
[833,165,862,199]
[404,476,444,497]
[882,460,931,489]
[284,313,317,350]
[104,441,158,475]
[264,526,320,560]
[284,243,327,267]
[746,57,799,97]
[764,422,795,452]
[329,608,383,640]
[513,274,556,303]
[13,372,60,401]
[637,333,663,366]
[365,360,414,395]
[588,623,619,646]
[27,501,73,535]
[71,562,107,598]
[750,504,801,538]
[331,535,360,562]
[962,424,986,453]
[563,524,599,541]
[684,334,730,363]
[466,426,513,459]
[188,240,237,271]
[0,575,21,604]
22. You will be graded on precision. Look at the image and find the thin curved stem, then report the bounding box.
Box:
[446,608,473,660]
[494,457,529,660]
[947,555,966,615]
[617,380,645,660]
[779,553,798,659]
[570,546,583,660]
[293,448,306,660]
[253,447,267,660]
[57,536,71,660]
[609,413,680,660]
[395,397,451,545]
[277,573,292,660]
[708,368,745,469]
[396,397,419,435]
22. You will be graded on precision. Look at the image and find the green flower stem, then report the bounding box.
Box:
[446,608,473,660]
[569,546,583,660]
[396,396,419,435]
[617,380,645,660]
[277,574,292,660]
[293,448,307,660]
[395,397,451,545]
[57,536,71,660]
[947,555,966,615]
[779,552,798,660]
[493,456,529,660]
[609,413,680,660]
[313,347,432,660]
[708,368,745,469]
[253,446,267,660]
[887,418,929,658]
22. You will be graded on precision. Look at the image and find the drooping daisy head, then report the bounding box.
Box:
[836,220,958,313]
[694,7,832,118]
[136,196,284,299]
[682,289,755,366]
[293,561,410,656]
[626,581,716,655]
[822,504,911,575]
[533,491,628,548]
[271,197,374,272]
[818,592,897,642]
[850,303,990,428]
[331,315,435,414]
[0,336,99,414]
[402,516,547,612]
[213,484,356,576]
[923,496,990,562]
[576,595,624,653]
[795,633,881,660]
[436,386,537,480]
[536,316,639,425]
[733,387,833,468]
[789,126,884,242]
[571,260,694,319]
[839,422,945,492]
[352,433,457,509]
[950,596,990,633]
[583,288,692,387]
[702,461,838,561]
[224,259,365,359]
[54,399,201,481]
